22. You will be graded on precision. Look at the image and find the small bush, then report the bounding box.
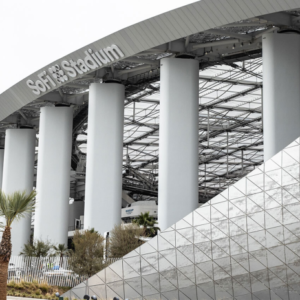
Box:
[16,281,25,289]
[40,282,50,293]
[35,289,42,295]
[109,224,145,257]
[7,281,71,298]
[23,281,34,289]
[7,280,17,288]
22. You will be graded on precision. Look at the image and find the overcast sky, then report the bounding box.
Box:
[0,0,197,94]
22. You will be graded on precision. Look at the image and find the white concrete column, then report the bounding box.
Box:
[158,58,199,231]
[0,148,4,242]
[2,129,35,255]
[263,33,300,161]
[34,106,73,246]
[84,83,124,234]
[0,148,4,189]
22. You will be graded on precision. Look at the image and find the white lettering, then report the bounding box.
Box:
[62,61,77,78]
[38,71,55,89]
[95,50,110,64]
[89,49,102,67]
[35,80,47,92]
[70,60,83,75]
[27,44,125,94]
[104,44,124,61]
[77,59,90,73]
[84,50,98,69]
[26,80,40,95]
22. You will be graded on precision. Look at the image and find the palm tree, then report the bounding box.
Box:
[133,212,160,237]
[0,190,36,300]
[52,243,69,266]
[20,239,53,257]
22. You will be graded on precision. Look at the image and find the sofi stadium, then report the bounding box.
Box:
[3,0,300,298]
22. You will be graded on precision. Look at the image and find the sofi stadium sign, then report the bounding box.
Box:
[26,44,124,95]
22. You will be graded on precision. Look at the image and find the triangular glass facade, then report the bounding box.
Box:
[63,138,300,299]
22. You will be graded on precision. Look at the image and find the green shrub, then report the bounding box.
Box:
[7,280,17,288]
[35,289,42,295]
[16,281,25,289]
[40,282,49,293]
[23,281,34,289]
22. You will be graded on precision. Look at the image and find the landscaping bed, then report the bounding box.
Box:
[7,281,70,299]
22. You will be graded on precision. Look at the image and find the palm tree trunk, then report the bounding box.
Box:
[0,260,8,300]
[0,226,12,300]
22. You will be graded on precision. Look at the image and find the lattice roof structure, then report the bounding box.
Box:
[1,4,300,205]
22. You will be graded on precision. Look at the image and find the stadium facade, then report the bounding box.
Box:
[2,0,300,298]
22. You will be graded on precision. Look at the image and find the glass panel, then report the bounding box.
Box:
[229,197,246,218]
[265,208,283,229]
[139,242,157,255]
[123,256,141,275]
[266,231,282,249]
[142,273,160,290]
[124,260,141,279]
[177,244,194,263]
[265,192,281,209]
[246,175,263,195]
[158,256,175,273]
[214,237,230,256]
[177,270,194,289]
[265,173,281,191]
[175,219,192,230]
[176,230,192,248]
[176,228,194,243]
[212,243,228,260]
[143,252,159,271]
[231,260,248,277]
[158,234,175,251]
[179,286,197,300]
[160,249,176,267]
[124,281,142,299]
[193,211,209,226]
[177,265,195,283]
[195,265,212,284]
[142,278,160,296]
[89,285,106,299]
[195,224,211,240]
[176,250,193,268]
[284,223,300,244]
[159,273,177,292]
[87,274,104,286]
[285,203,300,220]
[247,196,263,214]
[105,267,123,283]
[211,206,227,222]
[107,280,124,299]
[248,212,265,232]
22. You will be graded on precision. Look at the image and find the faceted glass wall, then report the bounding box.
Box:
[64,138,300,299]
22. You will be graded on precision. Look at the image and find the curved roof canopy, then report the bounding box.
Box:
[1,0,300,202]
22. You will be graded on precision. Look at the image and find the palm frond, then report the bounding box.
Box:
[0,190,36,227]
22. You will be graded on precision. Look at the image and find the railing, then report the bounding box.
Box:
[8,256,120,287]
[68,224,84,231]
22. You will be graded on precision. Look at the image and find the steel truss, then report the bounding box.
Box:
[6,11,300,204]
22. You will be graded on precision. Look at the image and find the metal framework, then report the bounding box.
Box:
[3,10,300,205]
